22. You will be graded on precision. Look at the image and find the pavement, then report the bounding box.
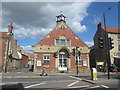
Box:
[1,71,119,80]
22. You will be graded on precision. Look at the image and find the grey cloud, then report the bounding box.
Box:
[2,2,71,28]
[2,2,50,28]
[2,2,92,38]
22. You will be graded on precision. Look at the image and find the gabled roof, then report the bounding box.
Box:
[17,45,29,56]
[35,22,87,47]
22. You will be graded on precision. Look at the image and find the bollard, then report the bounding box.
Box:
[91,68,97,80]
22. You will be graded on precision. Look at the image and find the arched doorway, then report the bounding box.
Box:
[58,48,70,72]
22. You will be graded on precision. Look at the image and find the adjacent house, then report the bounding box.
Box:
[93,23,120,71]
[0,23,20,72]
[17,46,29,68]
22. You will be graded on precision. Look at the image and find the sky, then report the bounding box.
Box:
[1,0,119,53]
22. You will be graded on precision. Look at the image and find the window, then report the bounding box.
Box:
[56,39,59,45]
[55,39,71,46]
[119,45,120,51]
[60,39,65,46]
[76,56,81,64]
[118,35,120,39]
[43,56,50,63]
[66,39,70,46]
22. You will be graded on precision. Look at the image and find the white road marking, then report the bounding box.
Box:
[69,85,90,88]
[24,82,45,88]
[69,76,82,80]
[87,86,100,89]
[101,85,109,88]
[68,80,79,87]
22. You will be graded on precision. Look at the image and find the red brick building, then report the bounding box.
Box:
[33,13,90,73]
[17,46,29,68]
[0,23,20,72]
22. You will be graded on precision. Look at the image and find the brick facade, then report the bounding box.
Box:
[33,14,90,73]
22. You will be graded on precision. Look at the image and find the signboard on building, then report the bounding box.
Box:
[83,60,87,66]
[37,61,42,66]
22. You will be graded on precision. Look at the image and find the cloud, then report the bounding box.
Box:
[12,23,52,38]
[21,45,34,54]
[85,41,94,47]
[21,45,33,50]
[92,15,101,25]
[2,2,93,38]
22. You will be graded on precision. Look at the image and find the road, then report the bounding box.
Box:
[1,73,119,90]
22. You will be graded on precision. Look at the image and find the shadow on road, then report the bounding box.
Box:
[2,83,25,90]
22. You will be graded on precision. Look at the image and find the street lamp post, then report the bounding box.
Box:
[103,7,111,79]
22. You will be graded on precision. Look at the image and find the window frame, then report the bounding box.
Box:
[43,55,50,64]
[55,39,59,46]
[54,38,71,46]
[76,56,81,65]
[60,39,66,46]
[118,35,120,39]
[66,39,70,46]
[119,45,120,51]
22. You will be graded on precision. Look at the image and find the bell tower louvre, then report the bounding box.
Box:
[32,13,90,73]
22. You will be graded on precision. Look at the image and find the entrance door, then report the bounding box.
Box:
[58,54,67,71]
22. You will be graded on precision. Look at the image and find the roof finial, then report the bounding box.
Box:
[10,22,12,26]
[9,19,13,26]
[60,9,62,14]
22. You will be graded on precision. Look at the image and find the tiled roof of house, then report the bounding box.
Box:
[36,28,87,47]
[105,27,120,33]
[0,32,9,38]
[98,23,120,33]
[17,45,29,56]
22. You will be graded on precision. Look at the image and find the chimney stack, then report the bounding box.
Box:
[8,22,13,33]
[97,22,103,30]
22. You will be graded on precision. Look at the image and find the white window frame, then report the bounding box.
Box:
[55,39,59,45]
[76,56,81,64]
[60,39,65,46]
[66,39,70,46]
[43,56,50,63]
[55,38,71,46]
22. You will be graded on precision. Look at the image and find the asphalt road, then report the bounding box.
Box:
[1,74,119,90]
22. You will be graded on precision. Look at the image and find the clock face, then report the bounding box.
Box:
[62,16,64,20]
